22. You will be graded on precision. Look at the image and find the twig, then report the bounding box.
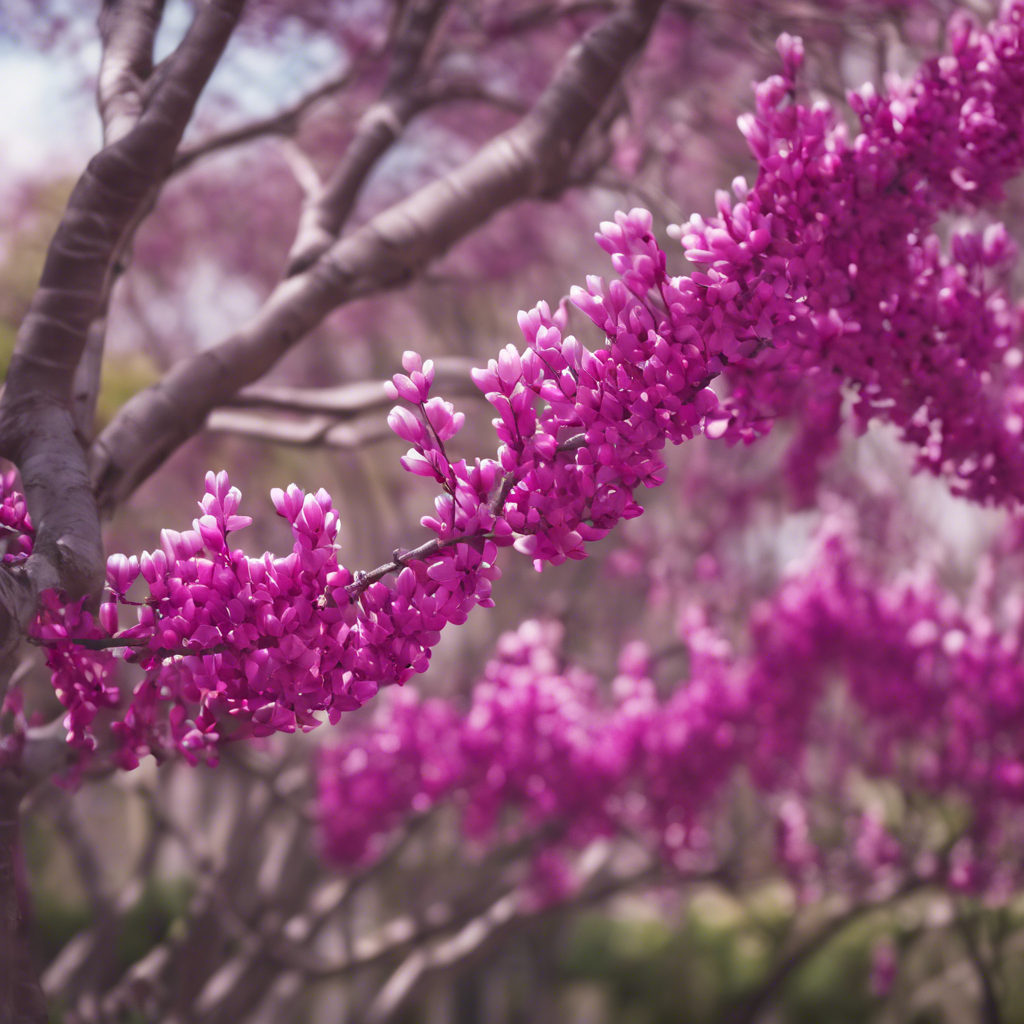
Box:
[956,908,1004,1024]
[172,69,357,174]
[287,0,451,274]
[728,880,928,1024]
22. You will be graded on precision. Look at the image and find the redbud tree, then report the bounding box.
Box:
[4,0,1024,1021]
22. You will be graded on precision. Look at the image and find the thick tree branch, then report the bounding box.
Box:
[0,5,245,1019]
[97,0,166,144]
[91,0,666,511]
[0,0,245,658]
[0,772,47,1024]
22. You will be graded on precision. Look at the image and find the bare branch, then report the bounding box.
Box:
[279,140,323,199]
[418,78,529,116]
[286,0,450,275]
[205,409,393,448]
[225,356,477,414]
[363,856,662,1024]
[172,68,356,175]
[363,891,520,1023]
[91,0,667,511]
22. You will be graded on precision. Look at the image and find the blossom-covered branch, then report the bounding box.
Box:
[19,0,1024,774]
[19,196,731,767]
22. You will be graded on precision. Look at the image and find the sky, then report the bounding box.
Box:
[0,39,100,175]
[0,1,343,181]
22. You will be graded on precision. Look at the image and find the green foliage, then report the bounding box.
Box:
[0,321,15,380]
[561,886,890,1024]
[96,353,160,430]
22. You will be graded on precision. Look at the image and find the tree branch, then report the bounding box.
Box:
[956,909,1005,1024]
[203,356,480,446]
[0,0,246,658]
[0,769,47,1024]
[0,6,245,1018]
[97,0,166,144]
[90,0,667,512]
[286,0,450,274]
[362,857,662,1024]
[223,356,477,414]
[171,69,357,175]
[478,0,614,38]
[205,409,393,448]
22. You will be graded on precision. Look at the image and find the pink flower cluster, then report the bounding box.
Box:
[28,469,504,768]
[319,531,1024,899]
[318,619,632,869]
[33,594,120,754]
[673,7,1024,503]
[385,220,729,575]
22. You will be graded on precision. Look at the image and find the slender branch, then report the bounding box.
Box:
[419,79,529,116]
[956,909,1004,1024]
[97,772,283,1020]
[172,69,357,174]
[221,356,478,414]
[286,0,450,274]
[26,635,228,662]
[204,410,357,447]
[279,139,323,198]
[41,814,161,1003]
[363,859,662,1024]
[90,0,667,512]
[215,830,570,982]
[205,357,480,447]
[728,881,928,1024]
